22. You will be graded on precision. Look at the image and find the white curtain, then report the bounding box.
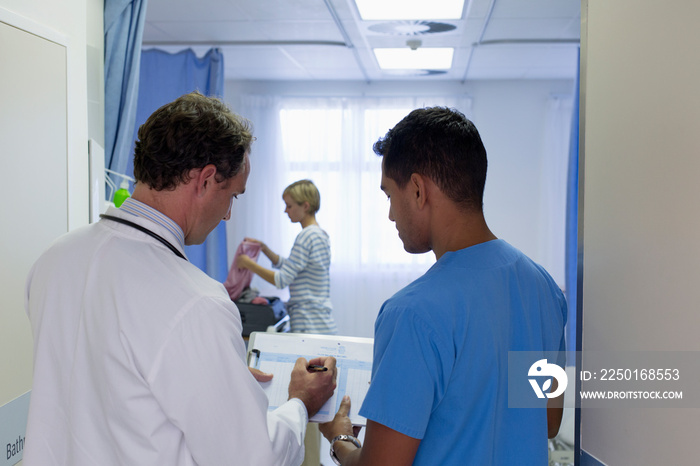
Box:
[228,95,472,337]
[539,96,574,288]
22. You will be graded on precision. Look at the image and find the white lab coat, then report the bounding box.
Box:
[24,206,307,465]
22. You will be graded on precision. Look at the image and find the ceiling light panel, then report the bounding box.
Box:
[373,47,454,70]
[367,20,458,36]
[355,0,466,21]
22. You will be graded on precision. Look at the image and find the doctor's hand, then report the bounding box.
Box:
[288,357,337,417]
[319,395,361,441]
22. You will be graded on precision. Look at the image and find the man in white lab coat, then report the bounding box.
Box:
[24,92,337,466]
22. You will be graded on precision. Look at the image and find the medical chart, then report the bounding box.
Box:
[247,332,374,425]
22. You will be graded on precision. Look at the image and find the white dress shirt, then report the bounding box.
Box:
[24,204,307,465]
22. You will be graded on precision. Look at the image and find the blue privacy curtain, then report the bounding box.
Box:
[128,48,229,281]
[565,48,580,353]
[104,0,148,186]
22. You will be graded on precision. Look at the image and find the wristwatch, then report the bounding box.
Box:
[329,434,362,465]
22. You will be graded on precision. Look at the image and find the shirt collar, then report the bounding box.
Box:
[118,198,186,250]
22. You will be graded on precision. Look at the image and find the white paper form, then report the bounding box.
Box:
[248,332,374,425]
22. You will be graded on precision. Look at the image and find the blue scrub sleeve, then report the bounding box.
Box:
[359,306,451,439]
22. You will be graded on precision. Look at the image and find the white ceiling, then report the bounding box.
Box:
[143,0,580,82]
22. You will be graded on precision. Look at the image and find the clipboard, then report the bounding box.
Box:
[247,332,374,426]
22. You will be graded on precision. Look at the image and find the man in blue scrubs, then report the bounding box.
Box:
[320,107,567,465]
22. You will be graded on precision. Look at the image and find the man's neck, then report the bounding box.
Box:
[131,184,190,234]
[431,208,497,260]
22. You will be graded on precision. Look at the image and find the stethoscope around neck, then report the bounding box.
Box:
[99,214,187,261]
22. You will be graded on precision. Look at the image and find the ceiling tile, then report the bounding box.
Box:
[261,21,345,42]
[232,0,337,21]
[146,0,246,22]
[492,0,580,19]
[483,18,580,41]
[145,20,273,42]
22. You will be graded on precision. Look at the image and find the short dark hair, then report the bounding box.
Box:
[373,106,487,211]
[133,91,253,191]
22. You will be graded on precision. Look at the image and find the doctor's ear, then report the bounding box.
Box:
[194,165,218,195]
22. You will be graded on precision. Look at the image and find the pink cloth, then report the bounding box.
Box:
[223,241,262,300]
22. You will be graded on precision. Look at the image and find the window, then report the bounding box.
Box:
[278,103,438,266]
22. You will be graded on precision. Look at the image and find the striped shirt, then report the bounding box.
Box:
[119,197,186,251]
[274,225,337,334]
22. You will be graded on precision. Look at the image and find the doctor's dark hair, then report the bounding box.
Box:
[133,91,253,191]
[373,106,487,212]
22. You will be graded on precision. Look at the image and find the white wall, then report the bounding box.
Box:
[580,0,700,463]
[0,2,103,463]
[0,0,101,229]
[0,13,69,408]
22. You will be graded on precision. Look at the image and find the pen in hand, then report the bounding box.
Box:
[307,364,328,372]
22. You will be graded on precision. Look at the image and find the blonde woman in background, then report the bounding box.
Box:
[237,179,337,335]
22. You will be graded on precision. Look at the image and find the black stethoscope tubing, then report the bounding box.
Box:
[99,214,187,261]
